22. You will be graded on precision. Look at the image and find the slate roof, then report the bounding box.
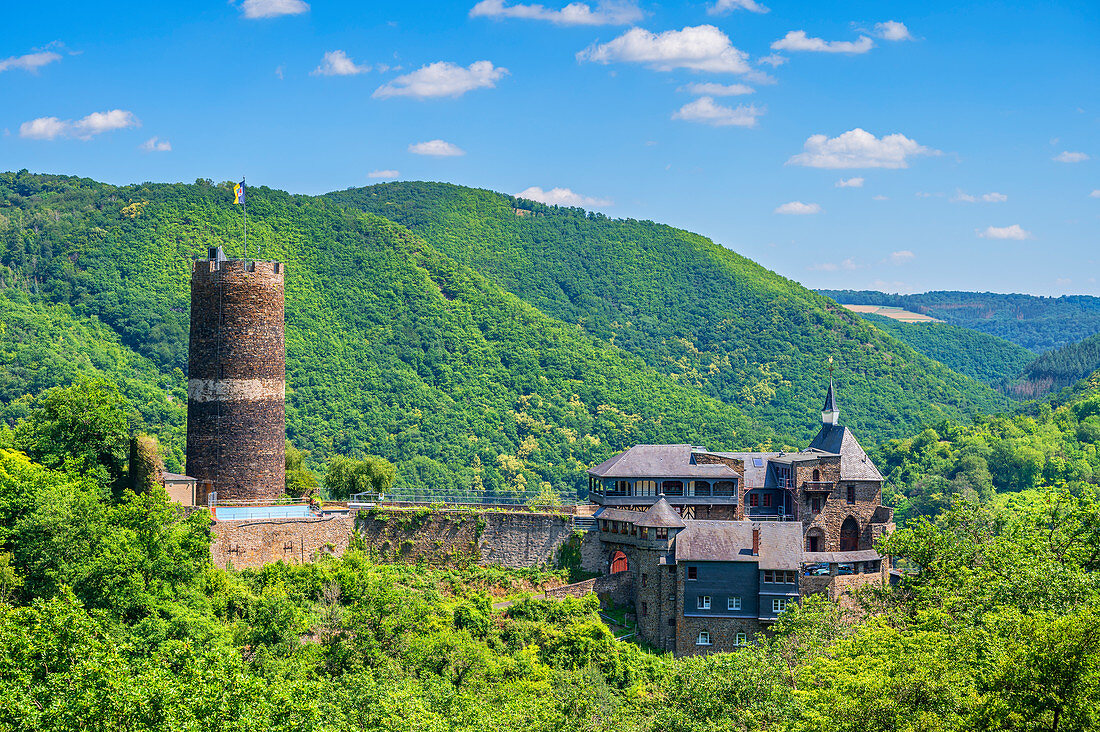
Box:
[823,379,838,412]
[588,444,741,479]
[635,498,687,528]
[674,520,803,569]
[707,452,780,487]
[592,507,646,523]
[162,472,196,482]
[807,425,883,481]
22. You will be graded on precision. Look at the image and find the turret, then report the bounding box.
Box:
[822,378,839,426]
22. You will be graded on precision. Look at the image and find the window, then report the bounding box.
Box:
[728,596,742,611]
[763,570,796,584]
[696,631,711,646]
[753,457,764,468]
[749,493,759,507]
[762,493,772,508]
[811,496,823,513]
[662,480,684,496]
[687,566,698,580]
[656,528,668,540]
[697,595,711,610]
[667,564,675,574]
[812,468,820,482]
[641,602,648,617]
[735,632,747,646]
[847,485,856,504]
[641,573,648,588]
[772,598,790,613]
[668,617,676,626]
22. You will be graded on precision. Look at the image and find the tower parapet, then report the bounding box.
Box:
[186,247,286,502]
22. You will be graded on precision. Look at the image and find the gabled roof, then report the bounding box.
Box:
[588,444,741,479]
[162,472,196,482]
[807,425,882,481]
[674,520,803,569]
[635,498,686,528]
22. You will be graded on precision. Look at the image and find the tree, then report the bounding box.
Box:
[285,440,319,498]
[323,454,396,500]
[129,433,163,494]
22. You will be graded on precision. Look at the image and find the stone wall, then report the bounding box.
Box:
[212,514,355,570]
[543,570,634,607]
[800,571,886,605]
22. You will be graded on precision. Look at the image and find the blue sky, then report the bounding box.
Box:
[2,0,1097,296]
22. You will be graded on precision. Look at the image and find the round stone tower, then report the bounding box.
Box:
[186,246,285,502]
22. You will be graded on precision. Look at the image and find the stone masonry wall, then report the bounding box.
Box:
[543,571,634,607]
[212,514,355,570]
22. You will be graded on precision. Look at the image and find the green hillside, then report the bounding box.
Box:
[0,171,785,498]
[859,313,1034,388]
[325,181,1008,442]
[819,289,1100,352]
[1010,332,1100,399]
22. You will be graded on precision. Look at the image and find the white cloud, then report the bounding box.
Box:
[20,109,139,140]
[374,61,508,99]
[515,186,612,208]
[140,136,171,152]
[872,194,888,200]
[1090,189,1100,198]
[758,53,787,67]
[577,25,752,74]
[241,0,309,18]
[874,21,913,41]
[469,0,643,25]
[771,30,873,54]
[977,224,1032,240]
[679,81,754,96]
[915,191,943,198]
[787,128,937,169]
[368,169,400,179]
[19,117,67,140]
[1056,277,1072,286]
[1054,151,1089,163]
[672,97,763,127]
[775,201,821,215]
[889,250,914,264]
[953,189,1008,203]
[708,0,768,15]
[408,139,466,156]
[313,50,370,76]
[0,50,62,74]
[835,177,864,188]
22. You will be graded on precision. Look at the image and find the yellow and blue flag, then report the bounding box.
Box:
[233,180,245,205]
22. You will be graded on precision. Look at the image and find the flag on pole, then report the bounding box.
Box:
[233,181,246,205]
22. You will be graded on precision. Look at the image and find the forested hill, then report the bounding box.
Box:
[324,181,1007,442]
[819,289,1100,352]
[0,171,782,498]
[858,314,1035,388]
[1011,332,1100,399]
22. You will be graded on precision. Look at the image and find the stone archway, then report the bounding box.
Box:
[840,517,860,551]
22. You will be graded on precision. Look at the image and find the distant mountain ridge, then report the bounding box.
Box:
[818,289,1100,353]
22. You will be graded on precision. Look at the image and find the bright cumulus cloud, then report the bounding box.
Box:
[954,190,1008,203]
[787,128,936,169]
[0,50,62,73]
[368,170,400,179]
[469,0,643,25]
[672,98,762,127]
[577,25,752,74]
[241,0,309,18]
[679,81,753,96]
[140,136,171,152]
[515,186,612,208]
[708,0,768,15]
[374,61,507,99]
[408,139,466,156]
[835,177,864,188]
[775,201,821,215]
[1091,190,1100,198]
[874,21,913,41]
[771,30,873,54]
[1054,151,1089,163]
[978,224,1032,240]
[313,50,370,76]
[20,109,139,140]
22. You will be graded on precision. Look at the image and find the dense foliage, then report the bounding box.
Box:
[1011,332,1100,398]
[325,182,1007,443]
[0,170,791,499]
[877,370,1100,523]
[820,289,1100,353]
[859,313,1035,388]
[0,382,1098,730]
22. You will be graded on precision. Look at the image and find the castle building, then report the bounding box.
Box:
[588,380,894,655]
[186,246,286,502]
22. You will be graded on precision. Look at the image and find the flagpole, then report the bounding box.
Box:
[243,176,248,260]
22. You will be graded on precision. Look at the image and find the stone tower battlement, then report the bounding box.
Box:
[186,246,286,502]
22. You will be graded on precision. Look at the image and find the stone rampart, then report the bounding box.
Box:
[543,570,634,607]
[212,514,355,570]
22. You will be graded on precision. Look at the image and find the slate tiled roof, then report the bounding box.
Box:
[162,472,197,482]
[708,452,781,487]
[588,444,741,479]
[592,507,646,523]
[635,498,687,528]
[674,520,803,569]
[807,425,883,481]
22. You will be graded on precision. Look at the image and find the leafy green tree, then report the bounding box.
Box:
[285,440,319,497]
[323,454,396,500]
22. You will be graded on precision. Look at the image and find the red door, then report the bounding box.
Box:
[611,551,628,574]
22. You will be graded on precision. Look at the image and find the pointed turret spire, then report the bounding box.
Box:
[822,377,840,425]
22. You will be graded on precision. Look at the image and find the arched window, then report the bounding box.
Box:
[812,469,820,482]
[611,551,628,574]
[840,517,860,551]
[805,528,825,552]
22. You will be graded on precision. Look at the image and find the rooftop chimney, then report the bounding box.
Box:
[752,525,760,556]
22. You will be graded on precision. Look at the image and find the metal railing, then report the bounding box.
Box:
[351,490,582,512]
